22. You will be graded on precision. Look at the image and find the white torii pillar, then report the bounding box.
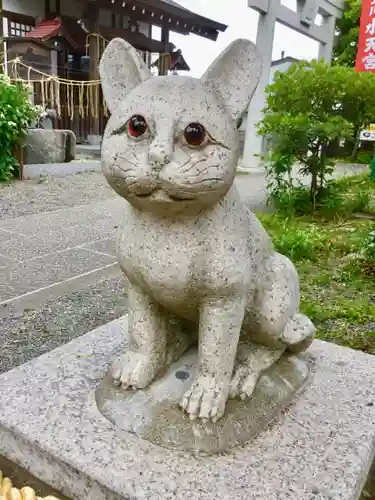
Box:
[240,0,344,171]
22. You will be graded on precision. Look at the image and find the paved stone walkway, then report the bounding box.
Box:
[0,199,121,314]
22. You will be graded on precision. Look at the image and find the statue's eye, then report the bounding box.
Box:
[128,115,148,138]
[184,122,206,147]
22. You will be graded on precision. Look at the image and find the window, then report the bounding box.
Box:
[9,21,33,37]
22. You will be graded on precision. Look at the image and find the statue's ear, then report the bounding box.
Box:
[99,38,151,112]
[201,39,262,122]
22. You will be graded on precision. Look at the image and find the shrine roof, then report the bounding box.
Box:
[24,18,62,41]
[96,0,227,41]
[24,17,79,49]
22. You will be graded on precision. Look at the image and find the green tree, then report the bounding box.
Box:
[258,60,375,210]
[0,75,36,180]
[332,0,361,67]
[340,70,375,158]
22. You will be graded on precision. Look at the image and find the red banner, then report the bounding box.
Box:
[355,0,375,71]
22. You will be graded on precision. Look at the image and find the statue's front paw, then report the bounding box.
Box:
[180,375,229,422]
[111,351,163,390]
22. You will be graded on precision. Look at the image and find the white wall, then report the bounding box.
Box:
[3,0,44,18]
[269,60,295,82]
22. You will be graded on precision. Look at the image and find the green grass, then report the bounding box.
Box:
[257,174,375,355]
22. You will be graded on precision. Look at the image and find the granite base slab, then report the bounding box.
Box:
[0,316,374,500]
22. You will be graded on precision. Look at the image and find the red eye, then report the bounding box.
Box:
[184,122,206,147]
[128,115,148,138]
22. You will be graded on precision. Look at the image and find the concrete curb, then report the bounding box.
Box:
[23,161,102,179]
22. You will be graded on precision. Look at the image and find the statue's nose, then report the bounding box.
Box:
[148,138,172,170]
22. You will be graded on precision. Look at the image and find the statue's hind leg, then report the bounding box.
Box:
[229,341,284,399]
[230,252,315,399]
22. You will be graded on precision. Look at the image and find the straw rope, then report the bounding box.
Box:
[2,57,103,120]
[1,33,173,120]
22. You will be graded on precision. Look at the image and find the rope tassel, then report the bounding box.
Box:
[2,57,107,120]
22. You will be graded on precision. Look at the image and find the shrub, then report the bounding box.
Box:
[273,225,330,261]
[268,175,371,219]
[259,61,375,211]
[361,226,375,276]
[364,228,375,259]
[356,151,373,165]
[0,75,36,180]
[259,214,332,261]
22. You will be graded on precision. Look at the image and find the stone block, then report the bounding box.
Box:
[24,129,76,165]
[0,317,374,500]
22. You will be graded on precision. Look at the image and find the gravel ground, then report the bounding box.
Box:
[0,170,115,220]
[0,275,128,374]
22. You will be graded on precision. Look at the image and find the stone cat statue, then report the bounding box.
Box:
[99,38,315,423]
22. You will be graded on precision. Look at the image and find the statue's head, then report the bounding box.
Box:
[100,38,261,216]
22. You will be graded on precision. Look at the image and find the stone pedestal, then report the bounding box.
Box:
[0,316,374,500]
[97,348,309,455]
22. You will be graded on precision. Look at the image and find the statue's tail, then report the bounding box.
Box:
[281,313,316,354]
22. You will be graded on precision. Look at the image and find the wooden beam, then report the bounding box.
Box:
[126,0,227,32]
[81,1,99,24]
[45,0,51,18]
[97,22,173,52]
[161,25,169,51]
[88,34,100,136]
[0,0,3,37]
[159,25,169,75]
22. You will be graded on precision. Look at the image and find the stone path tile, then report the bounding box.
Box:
[0,248,116,303]
[0,274,127,374]
[0,199,125,236]
[82,238,116,257]
[0,222,118,262]
[0,253,16,267]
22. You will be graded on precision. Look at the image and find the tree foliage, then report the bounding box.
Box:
[0,75,36,180]
[258,60,375,210]
[332,0,361,67]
